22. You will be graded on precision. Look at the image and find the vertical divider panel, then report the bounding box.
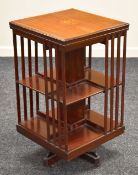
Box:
[28,39,34,118]
[115,34,121,129]
[49,44,56,144]
[110,35,114,131]
[20,36,27,120]
[121,32,127,127]
[55,46,62,148]
[61,50,68,151]
[104,37,109,134]
[13,32,21,123]
[43,43,50,141]
[35,42,39,113]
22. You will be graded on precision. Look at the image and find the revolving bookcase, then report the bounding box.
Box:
[9,9,129,166]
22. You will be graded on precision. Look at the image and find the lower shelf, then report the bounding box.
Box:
[17,110,124,160]
[19,116,103,151]
[86,110,115,132]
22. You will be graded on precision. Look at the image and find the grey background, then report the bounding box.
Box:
[0,58,138,175]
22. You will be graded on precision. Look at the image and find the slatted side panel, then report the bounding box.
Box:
[82,34,126,134]
[82,33,127,134]
[13,31,67,150]
[108,31,127,132]
[12,34,43,130]
[13,34,36,123]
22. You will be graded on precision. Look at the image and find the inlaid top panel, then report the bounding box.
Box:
[10,8,128,42]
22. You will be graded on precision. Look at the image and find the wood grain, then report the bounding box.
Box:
[10,9,128,42]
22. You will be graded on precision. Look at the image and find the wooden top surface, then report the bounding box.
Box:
[10,8,128,42]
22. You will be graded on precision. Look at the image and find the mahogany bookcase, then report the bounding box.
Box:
[9,9,129,166]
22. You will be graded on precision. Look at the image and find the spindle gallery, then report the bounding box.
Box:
[9,9,129,167]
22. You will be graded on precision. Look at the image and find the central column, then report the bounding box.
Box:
[58,47,86,126]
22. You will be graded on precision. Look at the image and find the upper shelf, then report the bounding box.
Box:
[85,69,122,88]
[18,75,56,94]
[40,68,122,89]
[18,75,103,105]
[9,9,129,44]
[57,81,103,105]
[18,67,121,104]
